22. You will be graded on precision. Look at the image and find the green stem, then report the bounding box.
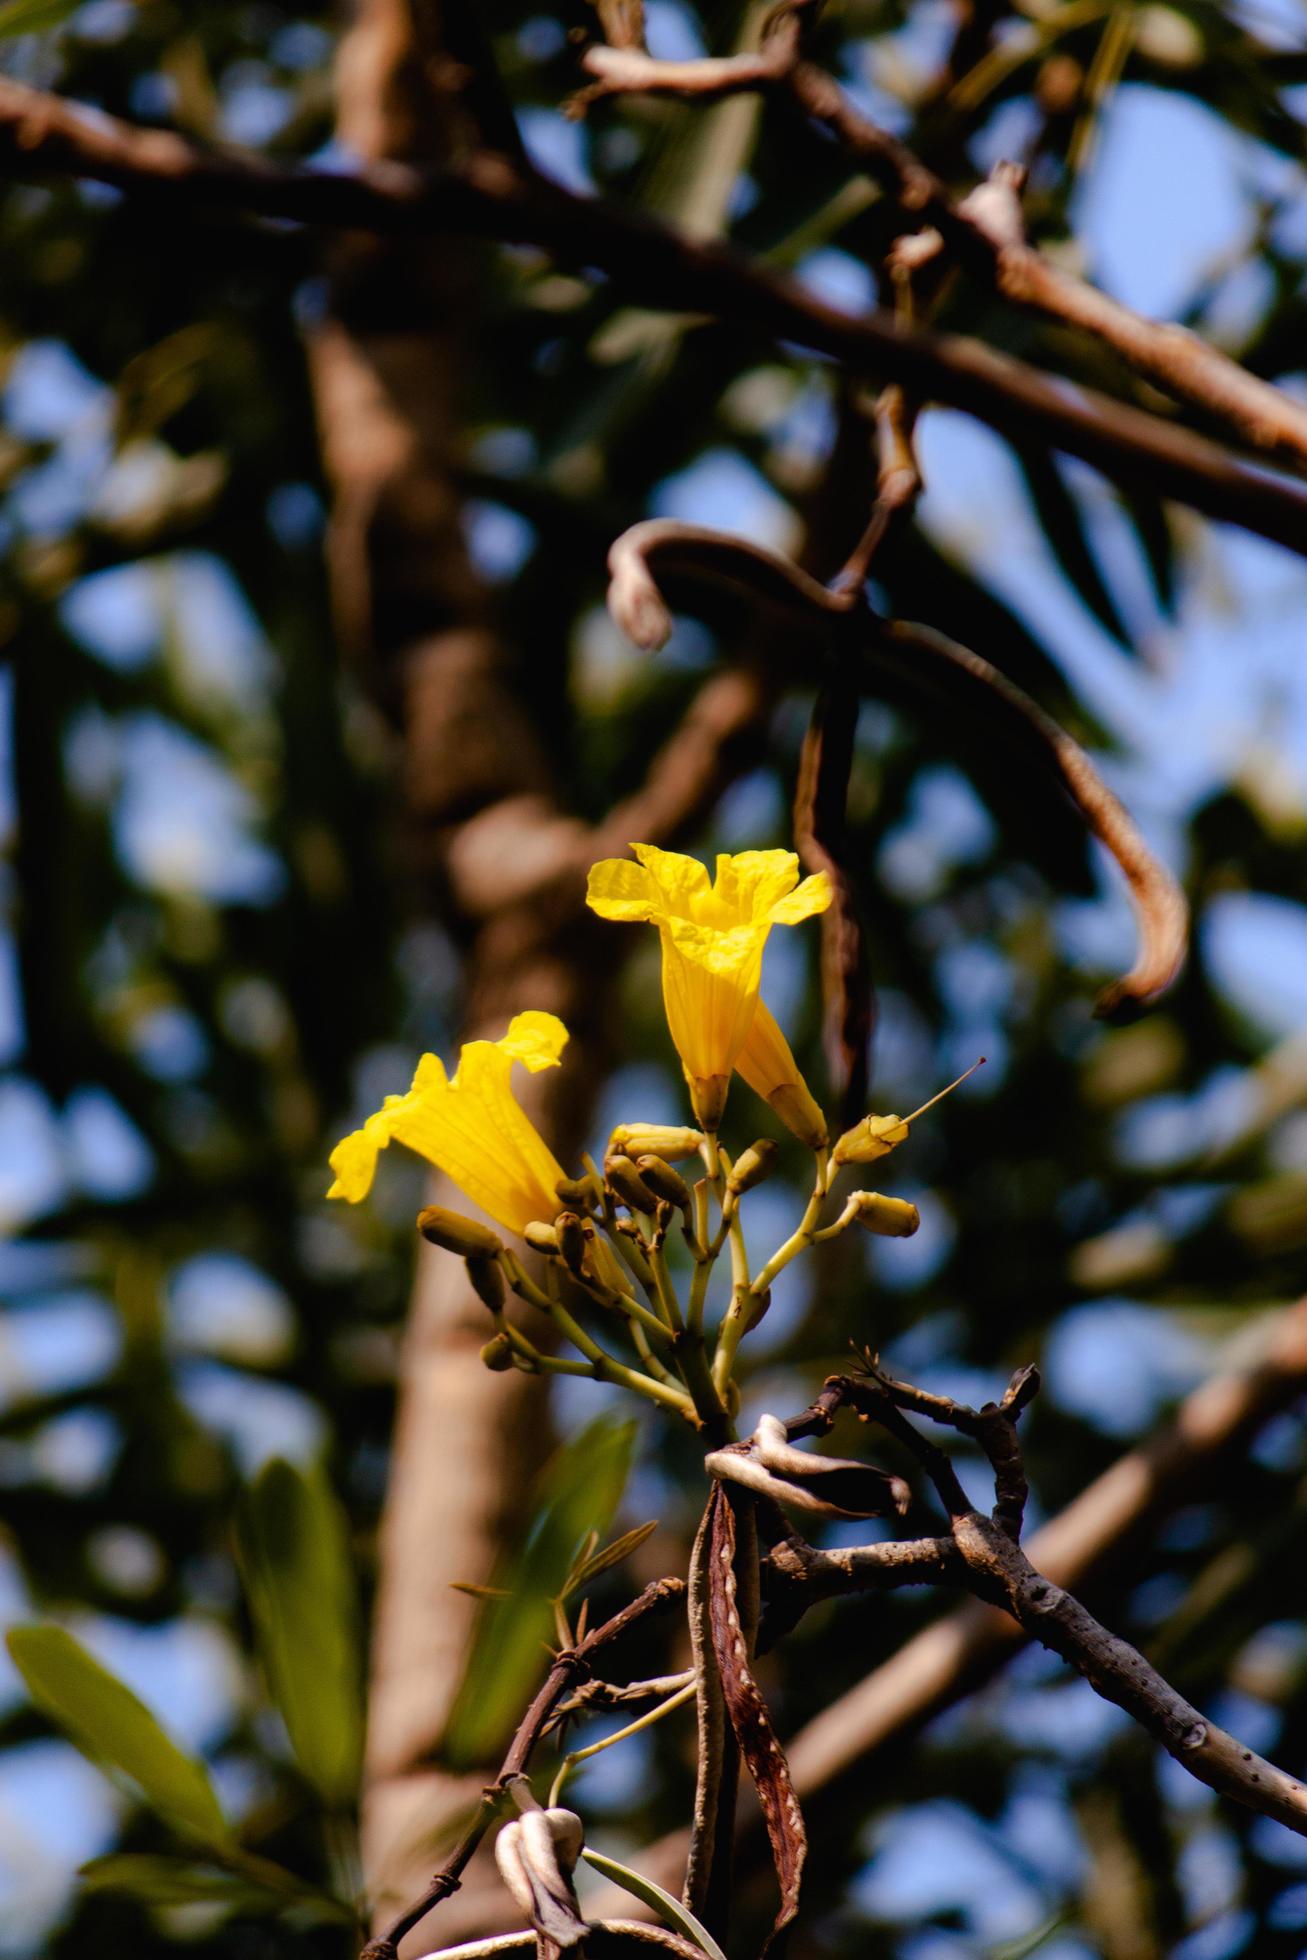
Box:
[547,1680,698,1808]
[711,1153,827,1394]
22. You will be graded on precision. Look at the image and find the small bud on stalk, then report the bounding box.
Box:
[605,1153,658,1215]
[728,1138,779,1195]
[636,1154,693,1212]
[525,1220,561,1255]
[850,1191,920,1238]
[465,1253,505,1310]
[418,1206,503,1257]
[609,1123,704,1162]
[480,1332,516,1372]
[555,1211,589,1275]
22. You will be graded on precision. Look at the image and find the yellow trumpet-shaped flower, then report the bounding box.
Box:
[586,844,831,1129]
[327,1011,569,1234]
[736,998,828,1150]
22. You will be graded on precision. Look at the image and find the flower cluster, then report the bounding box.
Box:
[329,846,969,1426]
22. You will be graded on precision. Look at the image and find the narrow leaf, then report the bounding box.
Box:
[1014,446,1135,652]
[237,1458,362,1808]
[443,1416,638,1767]
[565,1519,659,1595]
[7,1625,229,1846]
[78,1854,280,1910]
[581,1846,728,1960]
[449,1582,511,1600]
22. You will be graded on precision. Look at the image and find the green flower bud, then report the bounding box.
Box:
[418,1206,503,1257]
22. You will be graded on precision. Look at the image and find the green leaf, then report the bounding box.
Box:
[442,1415,638,1768]
[1014,446,1135,653]
[0,0,81,38]
[7,1624,230,1846]
[580,1846,728,1960]
[237,1458,362,1808]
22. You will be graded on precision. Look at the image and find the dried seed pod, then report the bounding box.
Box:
[728,1139,780,1195]
[417,1206,503,1257]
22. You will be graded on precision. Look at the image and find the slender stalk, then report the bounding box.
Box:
[546,1680,698,1807]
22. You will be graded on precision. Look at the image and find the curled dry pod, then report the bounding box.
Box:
[849,1192,920,1239]
[728,1138,779,1195]
[494,1812,589,1948]
[465,1253,505,1311]
[605,1153,658,1215]
[418,1205,503,1257]
[636,1154,693,1211]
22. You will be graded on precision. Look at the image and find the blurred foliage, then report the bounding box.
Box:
[1,2,1307,1958]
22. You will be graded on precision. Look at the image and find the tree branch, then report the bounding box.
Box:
[574,17,1307,477]
[5,77,1307,555]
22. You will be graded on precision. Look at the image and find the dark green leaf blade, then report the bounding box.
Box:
[0,0,81,37]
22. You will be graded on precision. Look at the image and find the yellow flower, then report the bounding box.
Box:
[327,1011,569,1234]
[586,844,830,1129]
[735,998,828,1150]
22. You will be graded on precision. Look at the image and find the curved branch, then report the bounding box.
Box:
[603,521,1188,1016]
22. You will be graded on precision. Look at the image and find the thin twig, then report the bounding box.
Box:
[361,1578,685,1960]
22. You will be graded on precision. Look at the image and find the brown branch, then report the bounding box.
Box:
[592,1295,1307,1912]
[951,1509,1307,1835]
[872,619,1189,1017]
[572,23,1307,477]
[362,1578,685,1960]
[5,79,1307,554]
[601,520,1189,1017]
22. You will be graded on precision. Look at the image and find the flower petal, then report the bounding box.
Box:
[499,1011,570,1072]
[712,849,802,922]
[767,871,832,924]
[631,842,713,919]
[586,856,658,921]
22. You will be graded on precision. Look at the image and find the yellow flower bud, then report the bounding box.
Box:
[605,1154,658,1215]
[728,1138,779,1194]
[417,1206,503,1257]
[735,999,827,1149]
[635,1154,693,1211]
[555,1211,589,1275]
[525,1220,561,1255]
[832,1112,910,1167]
[480,1333,516,1371]
[849,1192,920,1238]
[608,1124,704,1162]
[465,1253,505,1311]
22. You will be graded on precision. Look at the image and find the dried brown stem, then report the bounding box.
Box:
[5,79,1307,553]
